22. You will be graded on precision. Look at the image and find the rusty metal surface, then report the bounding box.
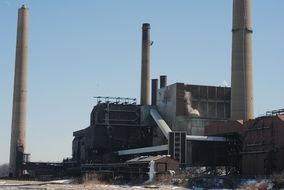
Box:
[241,115,284,175]
[203,114,284,176]
[204,120,245,136]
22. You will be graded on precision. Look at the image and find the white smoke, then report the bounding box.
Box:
[184,91,200,117]
[146,160,156,184]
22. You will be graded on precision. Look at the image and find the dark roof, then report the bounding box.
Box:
[204,120,244,136]
[73,128,87,137]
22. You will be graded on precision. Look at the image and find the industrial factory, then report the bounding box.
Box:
[7,0,284,180]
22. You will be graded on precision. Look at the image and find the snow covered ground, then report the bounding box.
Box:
[0,178,279,189]
[0,180,189,190]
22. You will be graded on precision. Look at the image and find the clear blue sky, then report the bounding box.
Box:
[0,0,284,164]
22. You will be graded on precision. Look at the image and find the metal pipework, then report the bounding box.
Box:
[151,79,158,105]
[140,23,151,105]
[9,5,29,178]
[231,0,254,121]
[117,145,168,156]
[150,109,227,142]
[186,135,226,142]
[150,109,172,140]
[160,75,167,88]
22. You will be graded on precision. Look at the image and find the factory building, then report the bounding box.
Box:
[72,97,152,163]
[242,113,284,175]
[205,109,284,175]
[70,0,256,172]
[70,20,234,168]
[72,81,232,165]
[155,83,231,136]
[9,0,284,179]
[70,0,255,173]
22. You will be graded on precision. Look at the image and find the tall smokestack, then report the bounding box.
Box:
[9,5,29,177]
[160,75,167,88]
[231,0,254,120]
[151,79,158,105]
[140,23,151,105]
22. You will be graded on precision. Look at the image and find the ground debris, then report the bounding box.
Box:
[238,179,273,190]
[272,172,284,189]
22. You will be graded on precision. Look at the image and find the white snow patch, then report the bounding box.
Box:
[49,179,74,184]
[0,181,6,185]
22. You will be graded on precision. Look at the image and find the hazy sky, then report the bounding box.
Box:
[1,0,284,164]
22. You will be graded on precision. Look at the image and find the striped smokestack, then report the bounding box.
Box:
[231,0,254,121]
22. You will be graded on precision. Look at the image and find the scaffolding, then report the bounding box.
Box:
[94,96,136,104]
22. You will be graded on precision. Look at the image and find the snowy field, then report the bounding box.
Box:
[0,180,189,190]
[0,178,280,189]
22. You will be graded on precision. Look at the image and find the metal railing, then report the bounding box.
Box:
[94,96,136,104]
[266,108,284,116]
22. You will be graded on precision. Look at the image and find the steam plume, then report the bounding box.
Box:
[184,91,200,117]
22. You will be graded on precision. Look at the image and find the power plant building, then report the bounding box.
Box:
[9,0,284,179]
[156,83,231,136]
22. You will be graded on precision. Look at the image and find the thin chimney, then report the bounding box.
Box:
[140,23,151,105]
[151,79,158,105]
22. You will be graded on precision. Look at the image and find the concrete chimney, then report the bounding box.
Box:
[160,75,167,88]
[231,0,254,120]
[140,23,151,105]
[151,79,158,105]
[9,5,29,177]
